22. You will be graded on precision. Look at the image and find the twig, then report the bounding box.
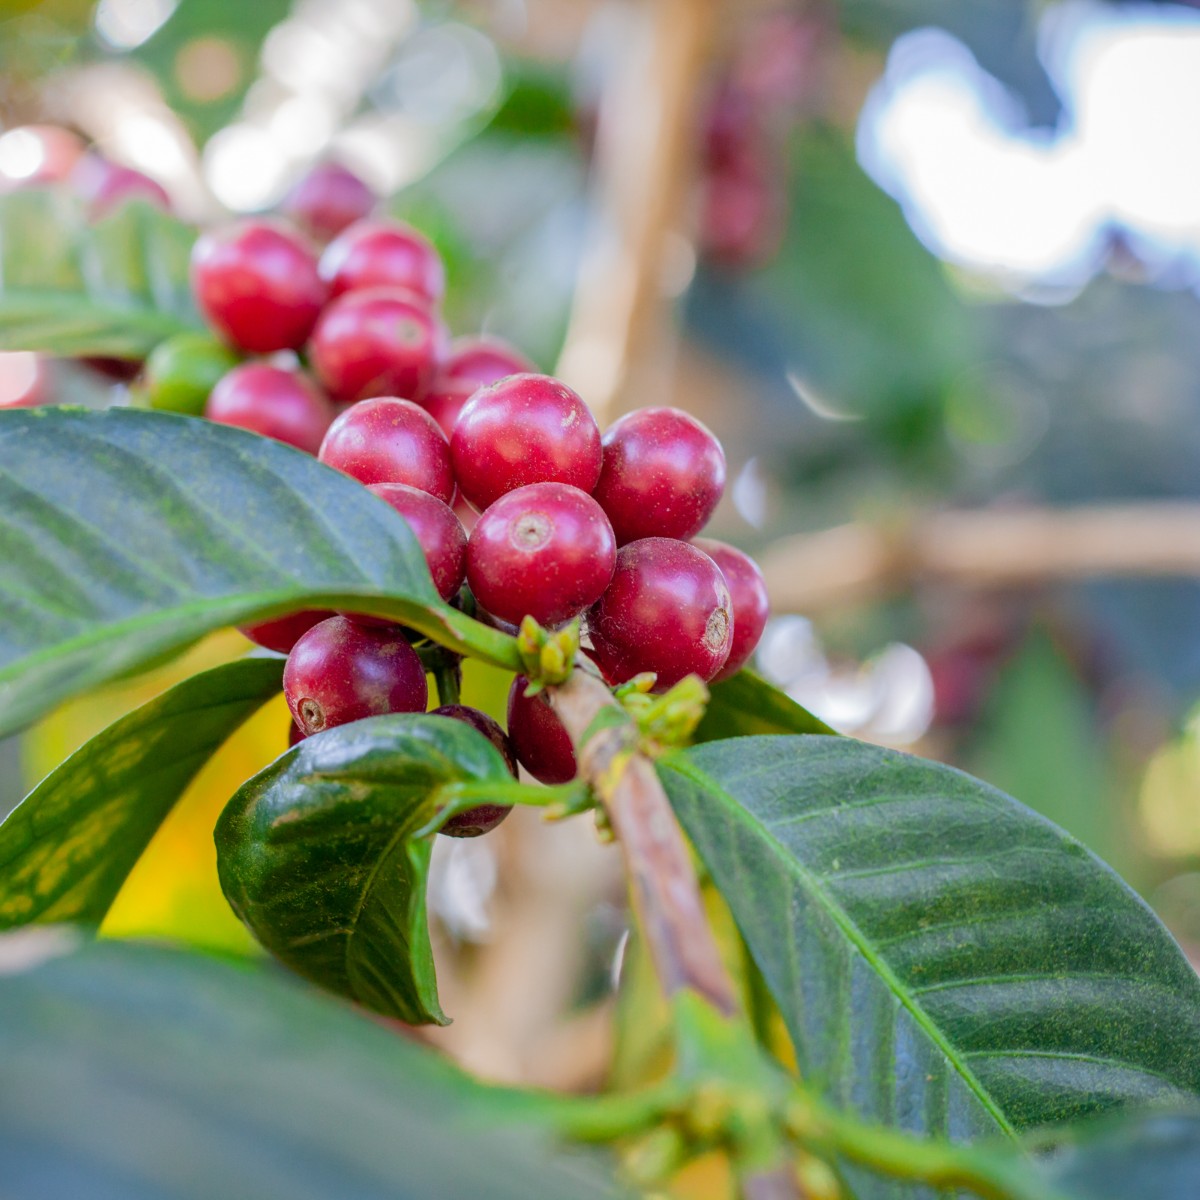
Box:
[550,669,738,1016]
[759,502,1200,613]
[555,0,719,424]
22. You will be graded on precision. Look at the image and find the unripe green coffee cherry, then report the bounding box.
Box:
[142,332,239,415]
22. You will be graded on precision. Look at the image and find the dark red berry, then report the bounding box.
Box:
[421,377,478,440]
[191,219,326,353]
[308,287,448,403]
[431,704,516,838]
[699,155,785,270]
[288,721,307,747]
[281,162,375,243]
[506,675,576,785]
[592,407,725,545]
[692,538,768,680]
[467,483,615,627]
[367,483,466,601]
[320,219,444,304]
[442,335,535,387]
[318,397,454,502]
[206,363,335,454]
[587,538,732,689]
[240,609,332,654]
[451,373,601,511]
[283,615,428,735]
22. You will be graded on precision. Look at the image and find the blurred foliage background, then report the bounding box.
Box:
[2,0,1200,1142]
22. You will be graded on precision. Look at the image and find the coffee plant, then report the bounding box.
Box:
[0,167,1198,1200]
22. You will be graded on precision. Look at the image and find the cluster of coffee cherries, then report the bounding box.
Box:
[169,170,766,838]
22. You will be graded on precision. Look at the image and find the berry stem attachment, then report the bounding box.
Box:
[549,667,737,1016]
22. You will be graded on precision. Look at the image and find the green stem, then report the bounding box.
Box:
[431,655,461,707]
[791,1098,1065,1200]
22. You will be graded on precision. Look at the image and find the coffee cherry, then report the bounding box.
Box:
[592,407,725,545]
[506,675,576,784]
[699,155,785,270]
[284,615,428,735]
[0,352,50,409]
[421,377,477,440]
[692,538,768,680]
[320,219,444,305]
[206,363,335,454]
[367,483,466,601]
[467,483,615,627]
[431,704,516,838]
[451,373,601,511]
[281,162,375,243]
[587,538,732,689]
[309,287,448,403]
[240,608,332,654]
[191,220,326,353]
[442,335,535,387]
[288,721,306,747]
[143,333,239,416]
[318,397,454,502]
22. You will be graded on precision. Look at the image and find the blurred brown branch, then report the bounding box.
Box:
[761,503,1200,613]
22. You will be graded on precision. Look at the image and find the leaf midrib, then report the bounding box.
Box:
[661,752,1018,1141]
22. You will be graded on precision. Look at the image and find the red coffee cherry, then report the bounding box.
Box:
[441,335,535,387]
[280,162,375,243]
[691,538,769,680]
[206,363,336,454]
[592,407,726,545]
[191,219,326,353]
[420,377,478,440]
[451,373,601,512]
[308,287,448,403]
[240,608,332,654]
[318,397,454,502]
[288,721,306,747]
[367,483,466,601]
[587,538,732,689]
[72,154,171,218]
[320,219,444,304]
[431,704,516,838]
[467,483,615,627]
[506,675,576,784]
[283,615,428,735]
[0,352,51,409]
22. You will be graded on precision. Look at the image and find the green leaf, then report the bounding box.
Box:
[0,936,629,1199]
[0,657,282,932]
[216,713,519,1024]
[659,736,1200,1148]
[1036,1109,1200,1200]
[0,190,202,357]
[0,407,518,739]
[698,670,837,741]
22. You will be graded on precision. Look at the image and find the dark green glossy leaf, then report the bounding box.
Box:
[0,657,282,932]
[0,190,201,357]
[0,936,629,1200]
[0,407,518,739]
[659,736,1200,1149]
[1037,1109,1200,1200]
[698,670,837,742]
[216,714,518,1024]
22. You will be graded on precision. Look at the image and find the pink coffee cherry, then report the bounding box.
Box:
[191,219,327,353]
[431,704,517,837]
[206,363,336,455]
[592,406,726,545]
[691,538,769,680]
[506,675,576,785]
[367,483,467,601]
[318,397,455,503]
[308,287,448,403]
[283,615,428,735]
[420,377,478,441]
[467,483,616,628]
[281,162,375,243]
[320,219,444,304]
[441,335,535,387]
[451,373,601,512]
[587,538,733,689]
